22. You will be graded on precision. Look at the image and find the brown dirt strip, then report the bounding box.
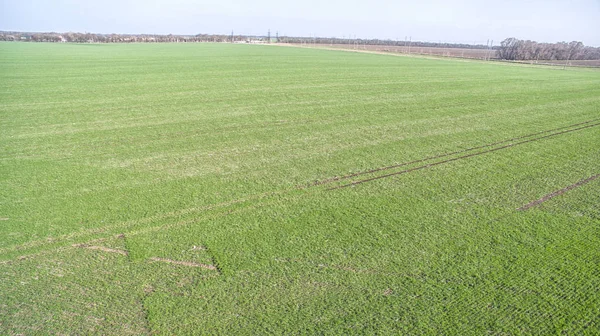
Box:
[311,118,600,187]
[73,243,129,256]
[517,173,600,211]
[149,257,217,270]
[328,122,600,190]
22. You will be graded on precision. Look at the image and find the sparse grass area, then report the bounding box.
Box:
[1,42,599,335]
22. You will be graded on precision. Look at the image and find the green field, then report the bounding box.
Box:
[1,42,599,335]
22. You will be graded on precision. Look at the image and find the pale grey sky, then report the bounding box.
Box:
[1,0,599,46]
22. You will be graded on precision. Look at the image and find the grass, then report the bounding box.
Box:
[1,42,599,335]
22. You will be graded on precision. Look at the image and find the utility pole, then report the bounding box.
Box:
[485,40,494,61]
[268,29,271,43]
[408,36,412,54]
[564,48,571,70]
[231,30,234,43]
[276,31,279,43]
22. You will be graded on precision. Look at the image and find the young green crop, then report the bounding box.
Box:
[1,42,599,335]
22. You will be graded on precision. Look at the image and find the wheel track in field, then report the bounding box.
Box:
[517,173,600,211]
[308,117,600,187]
[0,190,304,264]
[0,188,291,256]
[2,118,598,261]
[327,121,600,190]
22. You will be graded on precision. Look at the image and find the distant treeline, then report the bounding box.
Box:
[2,31,599,60]
[497,38,600,60]
[0,31,250,43]
[0,31,492,50]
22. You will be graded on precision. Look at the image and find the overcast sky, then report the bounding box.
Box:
[1,0,599,46]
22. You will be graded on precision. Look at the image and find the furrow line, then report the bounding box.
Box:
[517,173,600,211]
[0,189,288,255]
[3,190,305,263]
[312,118,600,187]
[4,119,598,259]
[328,122,600,190]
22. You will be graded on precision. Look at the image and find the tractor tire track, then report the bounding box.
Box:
[3,189,308,263]
[311,118,600,187]
[0,189,289,256]
[3,119,598,259]
[328,122,600,190]
[517,173,600,211]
